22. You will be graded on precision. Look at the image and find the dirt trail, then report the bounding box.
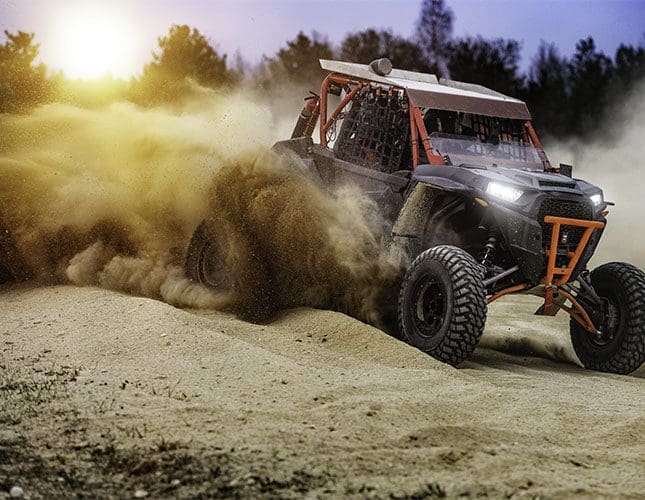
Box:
[1,284,643,498]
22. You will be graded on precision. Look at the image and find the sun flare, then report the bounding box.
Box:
[49,2,139,79]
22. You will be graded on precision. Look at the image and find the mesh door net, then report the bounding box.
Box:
[334,89,411,173]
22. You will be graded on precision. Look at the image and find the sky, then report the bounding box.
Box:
[1,0,644,79]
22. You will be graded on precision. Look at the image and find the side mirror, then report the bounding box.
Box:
[559,163,573,177]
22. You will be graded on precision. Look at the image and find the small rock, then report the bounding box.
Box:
[134,489,148,498]
[9,486,24,498]
[0,430,21,446]
[170,479,180,487]
[242,473,257,485]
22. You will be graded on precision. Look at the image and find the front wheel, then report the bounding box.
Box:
[398,245,487,366]
[570,262,645,374]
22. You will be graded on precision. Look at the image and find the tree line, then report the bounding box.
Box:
[1,0,643,140]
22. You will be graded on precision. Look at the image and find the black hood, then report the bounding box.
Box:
[413,164,603,201]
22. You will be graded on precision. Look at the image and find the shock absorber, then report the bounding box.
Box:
[291,92,320,139]
[480,231,498,268]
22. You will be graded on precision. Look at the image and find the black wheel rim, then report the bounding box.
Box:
[590,297,621,347]
[412,275,447,338]
[198,241,230,289]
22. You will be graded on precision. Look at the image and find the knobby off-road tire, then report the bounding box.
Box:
[570,262,645,374]
[185,221,234,291]
[398,245,487,366]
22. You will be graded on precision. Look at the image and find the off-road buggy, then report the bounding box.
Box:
[187,58,645,375]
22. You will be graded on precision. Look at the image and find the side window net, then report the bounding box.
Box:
[334,89,410,173]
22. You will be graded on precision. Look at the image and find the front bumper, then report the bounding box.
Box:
[489,194,605,286]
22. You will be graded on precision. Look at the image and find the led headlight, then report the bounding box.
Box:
[590,193,603,206]
[486,182,523,203]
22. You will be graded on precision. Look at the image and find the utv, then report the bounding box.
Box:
[187,58,645,375]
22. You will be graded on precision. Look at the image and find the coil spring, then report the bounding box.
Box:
[480,232,498,268]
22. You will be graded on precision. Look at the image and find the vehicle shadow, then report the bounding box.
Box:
[464,345,645,379]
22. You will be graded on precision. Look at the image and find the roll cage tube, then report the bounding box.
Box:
[316,72,554,171]
[318,73,444,167]
[523,120,555,172]
[408,99,445,166]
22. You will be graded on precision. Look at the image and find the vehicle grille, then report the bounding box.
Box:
[538,180,576,188]
[538,198,593,248]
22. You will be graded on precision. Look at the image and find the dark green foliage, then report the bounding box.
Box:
[566,37,614,135]
[0,12,643,145]
[262,31,333,88]
[524,37,644,139]
[612,43,645,93]
[447,36,524,97]
[524,42,570,138]
[0,30,50,113]
[133,24,231,104]
[415,0,454,76]
[339,28,430,73]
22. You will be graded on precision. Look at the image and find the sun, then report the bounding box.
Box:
[49,2,139,79]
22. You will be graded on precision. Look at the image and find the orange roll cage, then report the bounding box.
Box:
[316,73,553,171]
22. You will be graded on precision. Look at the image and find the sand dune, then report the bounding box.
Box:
[1,284,643,498]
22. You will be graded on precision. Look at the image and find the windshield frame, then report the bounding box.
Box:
[428,133,548,171]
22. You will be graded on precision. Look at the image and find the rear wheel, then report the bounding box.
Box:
[570,262,645,374]
[185,221,233,291]
[0,262,12,284]
[398,245,487,366]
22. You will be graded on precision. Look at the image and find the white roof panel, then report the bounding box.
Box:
[319,59,531,120]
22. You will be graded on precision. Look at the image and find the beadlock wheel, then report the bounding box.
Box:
[398,245,487,366]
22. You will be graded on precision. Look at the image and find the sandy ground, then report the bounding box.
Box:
[1,284,644,499]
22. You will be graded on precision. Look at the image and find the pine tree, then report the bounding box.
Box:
[415,0,454,77]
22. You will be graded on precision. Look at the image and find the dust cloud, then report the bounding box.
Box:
[0,89,402,328]
[545,81,645,269]
[201,154,403,325]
